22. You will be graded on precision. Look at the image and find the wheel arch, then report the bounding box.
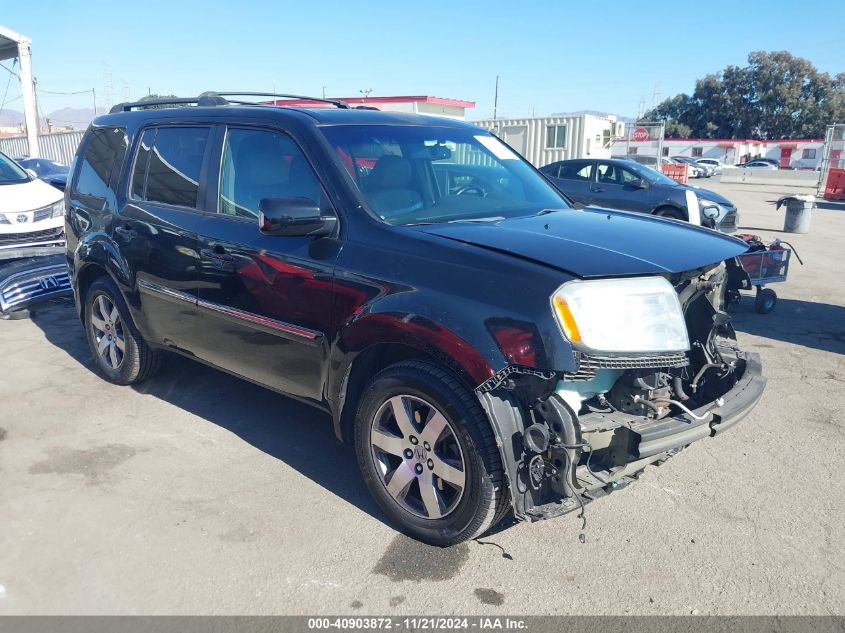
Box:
[333,341,481,444]
[652,204,687,221]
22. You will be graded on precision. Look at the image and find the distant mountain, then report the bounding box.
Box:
[552,110,637,123]
[43,107,96,129]
[0,107,96,131]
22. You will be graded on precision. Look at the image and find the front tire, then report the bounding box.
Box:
[83,276,161,385]
[354,360,509,546]
[654,207,683,221]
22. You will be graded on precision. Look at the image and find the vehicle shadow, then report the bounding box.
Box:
[730,297,845,356]
[29,300,387,527]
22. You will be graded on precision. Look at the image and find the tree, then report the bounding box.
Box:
[642,51,845,139]
[137,94,180,109]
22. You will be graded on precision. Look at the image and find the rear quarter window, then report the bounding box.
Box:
[72,127,129,204]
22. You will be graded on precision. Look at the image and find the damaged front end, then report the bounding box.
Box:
[479,260,765,522]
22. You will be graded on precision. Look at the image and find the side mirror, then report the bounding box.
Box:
[258,197,337,237]
[26,168,38,179]
[630,178,648,189]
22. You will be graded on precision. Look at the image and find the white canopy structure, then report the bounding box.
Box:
[0,24,39,157]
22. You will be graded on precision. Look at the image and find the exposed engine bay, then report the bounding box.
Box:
[479,259,764,523]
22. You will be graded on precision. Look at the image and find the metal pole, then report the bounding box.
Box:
[92,87,97,117]
[17,36,40,157]
[493,75,499,121]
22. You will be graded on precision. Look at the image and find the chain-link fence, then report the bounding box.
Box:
[616,122,665,171]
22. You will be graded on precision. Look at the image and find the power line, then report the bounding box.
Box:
[1,58,18,114]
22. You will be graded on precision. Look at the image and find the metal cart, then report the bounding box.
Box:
[735,241,802,314]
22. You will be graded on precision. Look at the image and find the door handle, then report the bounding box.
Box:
[200,248,235,264]
[115,226,137,241]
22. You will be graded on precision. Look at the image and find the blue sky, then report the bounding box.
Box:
[2,0,842,120]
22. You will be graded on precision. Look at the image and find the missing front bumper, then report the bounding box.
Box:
[518,352,765,521]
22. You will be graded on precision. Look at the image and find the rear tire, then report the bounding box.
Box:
[354,360,509,546]
[83,276,161,385]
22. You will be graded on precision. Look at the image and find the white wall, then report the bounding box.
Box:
[612,138,824,168]
[473,115,617,167]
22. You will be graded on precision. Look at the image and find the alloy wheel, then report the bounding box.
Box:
[369,394,466,520]
[90,294,126,370]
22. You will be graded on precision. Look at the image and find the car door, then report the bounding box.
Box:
[591,162,651,213]
[193,125,341,401]
[546,160,594,204]
[115,125,211,353]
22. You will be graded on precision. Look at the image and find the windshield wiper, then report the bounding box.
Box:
[447,216,505,223]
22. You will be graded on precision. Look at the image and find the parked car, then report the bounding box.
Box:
[0,150,71,314]
[14,157,69,192]
[672,156,711,178]
[66,92,764,546]
[741,161,778,169]
[15,157,69,178]
[695,158,725,174]
[540,158,739,232]
[0,150,66,260]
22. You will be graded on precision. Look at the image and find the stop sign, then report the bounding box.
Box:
[632,127,650,142]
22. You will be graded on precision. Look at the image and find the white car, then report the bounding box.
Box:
[741,160,778,169]
[695,158,725,174]
[0,150,65,259]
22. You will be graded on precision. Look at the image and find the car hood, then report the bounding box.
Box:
[681,185,734,206]
[417,207,748,278]
[0,178,63,215]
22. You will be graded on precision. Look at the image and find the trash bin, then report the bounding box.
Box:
[776,194,815,234]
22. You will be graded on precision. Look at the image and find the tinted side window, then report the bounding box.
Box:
[541,164,561,178]
[131,128,155,199]
[74,127,128,202]
[144,127,209,208]
[559,162,593,181]
[218,128,324,219]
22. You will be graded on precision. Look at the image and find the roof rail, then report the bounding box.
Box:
[217,92,350,109]
[109,91,350,114]
[109,91,228,113]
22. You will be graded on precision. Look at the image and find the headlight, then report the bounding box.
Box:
[51,201,64,218]
[552,276,689,353]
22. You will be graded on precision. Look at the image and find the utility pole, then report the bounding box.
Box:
[103,63,113,111]
[92,88,97,117]
[359,88,372,99]
[322,85,326,99]
[493,75,499,121]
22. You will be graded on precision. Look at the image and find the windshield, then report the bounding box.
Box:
[626,161,679,187]
[0,152,30,185]
[319,124,569,225]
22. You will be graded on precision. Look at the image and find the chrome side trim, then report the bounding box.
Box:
[137,278,197,304]
[197,298,321,340]
[137,278,321,341]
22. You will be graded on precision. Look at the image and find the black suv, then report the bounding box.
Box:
[540,158,739,232]
[66,93,764,546]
